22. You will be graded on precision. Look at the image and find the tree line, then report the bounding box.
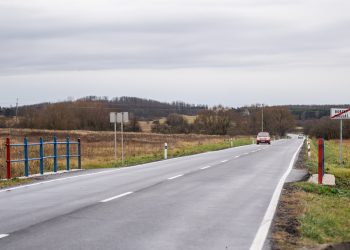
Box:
[4,97,349,138]
[2,97,206,131]
[152,106,295,136]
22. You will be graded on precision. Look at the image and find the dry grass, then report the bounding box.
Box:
[138,115,197,133]
[0,128,246,179]
[138,121,153,133]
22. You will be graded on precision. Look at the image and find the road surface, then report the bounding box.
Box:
[0,137,303,250]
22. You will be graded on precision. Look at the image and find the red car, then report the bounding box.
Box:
[257,132,271,145]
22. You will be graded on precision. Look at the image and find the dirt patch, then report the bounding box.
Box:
[294,141,308,170]
[307,242,350,250]
[271,183,304,250]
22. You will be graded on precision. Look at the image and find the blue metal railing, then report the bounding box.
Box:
[6,136,81,179]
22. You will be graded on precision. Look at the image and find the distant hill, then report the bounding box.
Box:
[0,96,207,120]
[0,96,207,131]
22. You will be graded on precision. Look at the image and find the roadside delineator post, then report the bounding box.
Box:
[164,143,168,160]
[6,138,11,179]
[318,138,323,184]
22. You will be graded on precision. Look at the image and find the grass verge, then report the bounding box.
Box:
[83,138,251,169]
[0,178,32,189]
[272,139,350,249]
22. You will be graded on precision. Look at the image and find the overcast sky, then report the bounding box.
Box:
[0,0,349,107]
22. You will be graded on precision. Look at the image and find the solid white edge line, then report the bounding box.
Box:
[200,166,211,170]
[100,192,133,203]
[168,174,183,180]
[249,140,304,250]
[0,234,9,239]
[0,169,120,194]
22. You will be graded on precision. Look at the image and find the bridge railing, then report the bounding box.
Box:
[5,136,81,179]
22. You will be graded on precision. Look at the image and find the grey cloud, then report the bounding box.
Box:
[0,0,350,74]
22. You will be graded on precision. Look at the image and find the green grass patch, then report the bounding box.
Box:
[0,178,32,189]
[297,185,350,245]
[296,182,350,198]
[296,138,350,246]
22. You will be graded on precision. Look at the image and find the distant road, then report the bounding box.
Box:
[0,138,303,250]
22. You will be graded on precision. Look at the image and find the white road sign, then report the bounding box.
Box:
[110,112,117,123]
[330,108,350,120]
[122,112,129,123]
[117,113,123,123]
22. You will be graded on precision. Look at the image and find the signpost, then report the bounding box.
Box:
[110,112,117,160]
[110,112,129,165]
[330,108,350,163]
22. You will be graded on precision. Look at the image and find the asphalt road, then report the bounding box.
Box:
[0,137,303,250]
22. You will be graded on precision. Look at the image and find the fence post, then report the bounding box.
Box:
[318,138,323,185]
[78,138,81,169]
[24,137,29,177]
[6,138,11,179]
[66,137,70,171]
[53,136,57,173]
[40,137,44,175]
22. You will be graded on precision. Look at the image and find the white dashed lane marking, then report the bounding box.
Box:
[168,175,183,180]
[100,192,133,203]
[200,166,211,170]
[0,234,9,239]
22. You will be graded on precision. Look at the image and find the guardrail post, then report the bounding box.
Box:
[53,136,57,173]
[6,138,11,179]
[78,138,81,169]
[66,137,70,171]
[40,137,44,175]
[24,137,29,177]
[318,138,323,184]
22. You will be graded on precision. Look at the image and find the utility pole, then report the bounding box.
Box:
[261,104,264,132]
[15,98,19,124]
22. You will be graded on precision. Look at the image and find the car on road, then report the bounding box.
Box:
[257,132,271,145]
[298,134,304,139]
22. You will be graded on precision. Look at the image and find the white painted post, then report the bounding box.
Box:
[164,143,168,160]
[230,138,233,148]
